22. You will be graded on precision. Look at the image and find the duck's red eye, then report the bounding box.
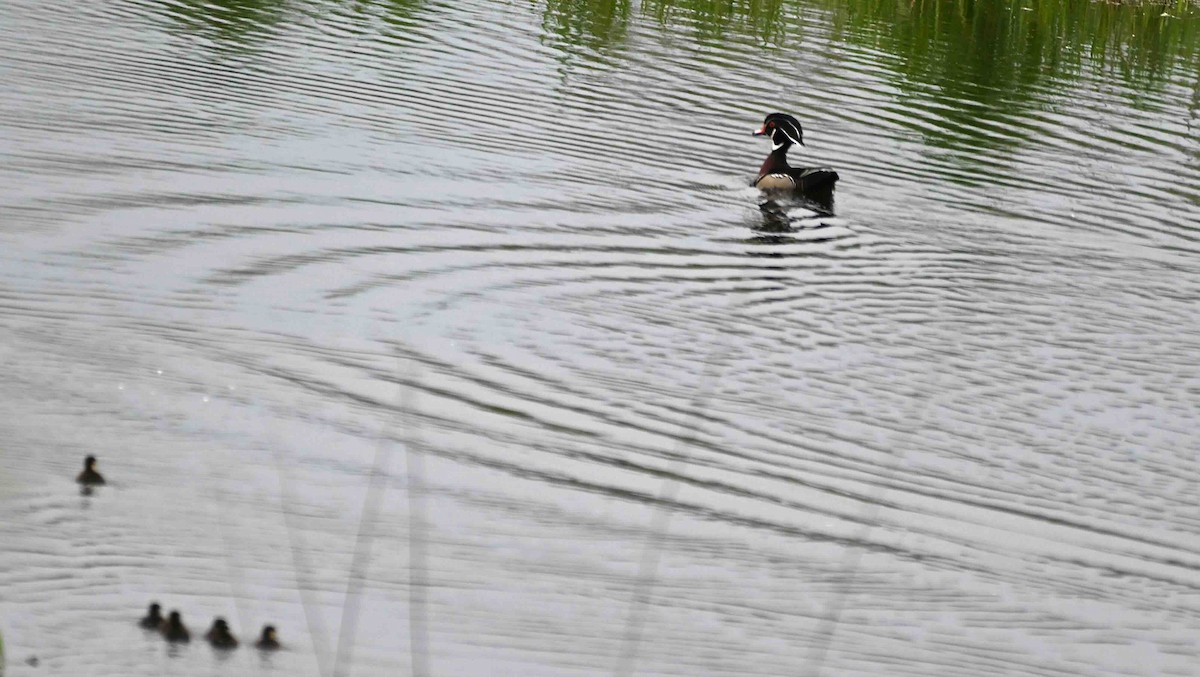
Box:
[768,122,775,128]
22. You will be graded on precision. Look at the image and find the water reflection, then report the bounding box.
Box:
[757,194,835,232]
[642,0,790,45]
[147,0,1200,168]
[542,0,632,56]
[154,0,432,48]
[539,0,1197,157]
[537,0,1199,78]
[155,0,287,47]
[376,0,432,34]
[151,0,1200,90]
[758,200,798,233]
[827,0,1200,87]
[826,0,1200,154]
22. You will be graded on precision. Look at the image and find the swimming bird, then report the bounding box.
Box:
[205,618,238,649]
[75,456,105,485]
[161,610,190,643]
[752,113,839,194]
[255,625,280,650]
[139,603,163,629]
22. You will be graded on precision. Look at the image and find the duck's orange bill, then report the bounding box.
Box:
[753,126,767,136]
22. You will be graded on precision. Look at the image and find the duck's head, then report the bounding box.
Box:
[84,455,98,469]
[211,618,228,631]
[168,611,183,625]
[753,113,804,152]
[261,625,277,642]
[149,603,162,616]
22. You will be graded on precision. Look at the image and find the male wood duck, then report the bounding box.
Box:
[139,603,163,629]
[752,113,838,194]
[75,455,105,485]
[205,618,238,649]
[161,610,190,643]
[255,625,281,650]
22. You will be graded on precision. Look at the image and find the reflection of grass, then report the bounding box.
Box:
[541,0,632,59]
[642,0,788,44]
[154,0,429,49]
[155,0,287,47]
[825,0,1199,90]
[540,0,796,51]
[537,0,1198,159]
[155,0,1200,97]
[819,0,1199,155]
[539,0,1198,90]
[152,0,1197,158]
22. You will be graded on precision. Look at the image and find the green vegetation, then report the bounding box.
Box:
[824,0,1199,90]
[155,0,287,46]
[811,0,1200,155]
[542,0,633,55]
[539,0,1198,84]
[641,0,790,44]
[152,0,1199,92]
[154,0,428,49]
[535,0,1198,158]
[150,0,1198,145]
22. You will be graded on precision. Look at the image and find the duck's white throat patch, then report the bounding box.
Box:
[772,125,802,149]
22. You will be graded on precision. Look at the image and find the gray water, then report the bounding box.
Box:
[2,0,1199,675]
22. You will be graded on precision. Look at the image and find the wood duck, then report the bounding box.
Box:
[752,113,838,194]
[205,618,238,649]
[255,625,281,650]
[75,455,105,485]
[161,610,190,643]
[139,603,163,629]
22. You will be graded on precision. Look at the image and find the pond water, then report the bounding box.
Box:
[1,0,1199,675]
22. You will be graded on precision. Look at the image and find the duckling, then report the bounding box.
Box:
[139,602,163,629]
[255,625,280,650]
[205,617,238,649]
[75,455,105,485]
[161,610,190,643]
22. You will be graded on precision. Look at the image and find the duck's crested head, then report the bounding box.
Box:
[211,618,228,630]
[261,625,276,641]
[753,113,804,151]
[168,610,182,624]
[149,602,161,615]
[84,455,98,469]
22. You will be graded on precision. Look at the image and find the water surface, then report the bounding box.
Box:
[2,0,1199,675]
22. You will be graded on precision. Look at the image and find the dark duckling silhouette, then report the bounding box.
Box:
[205,618,238,649]
[255,625,281,650]
[139,602,163,629]
[75,455,105,485]
[161,610,190,643]
[752,113,839,198]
